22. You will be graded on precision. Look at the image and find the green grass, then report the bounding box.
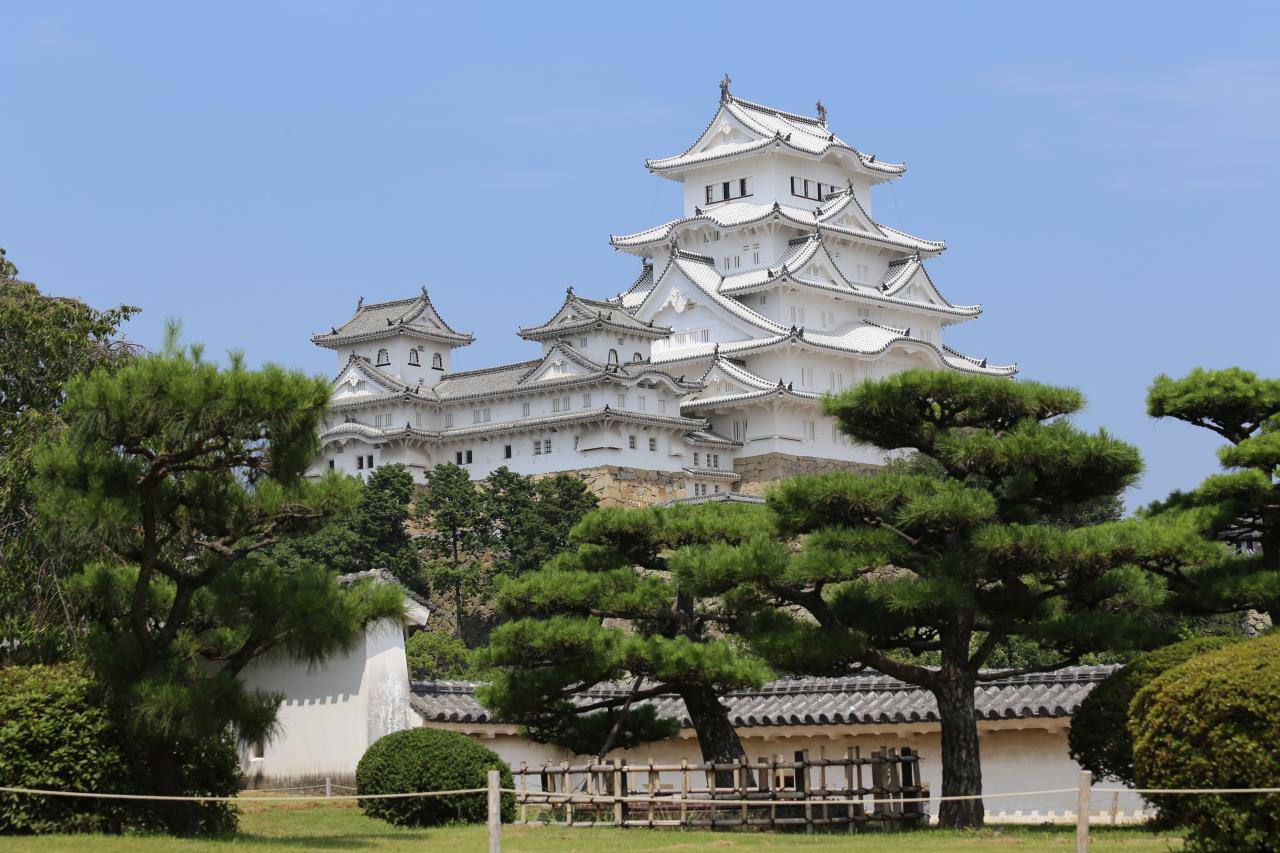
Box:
[0,802,1182,851]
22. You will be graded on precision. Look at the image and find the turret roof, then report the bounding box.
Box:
[329,343,702,410]
[611,190,944,257]
[638,248,1014,376]
[518,288,670,341]
[646,93,905,181]
[313,289,474,349]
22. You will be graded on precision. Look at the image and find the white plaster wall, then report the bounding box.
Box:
[238,617,415,779]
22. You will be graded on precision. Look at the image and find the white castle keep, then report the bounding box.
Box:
[310,81,1015,504]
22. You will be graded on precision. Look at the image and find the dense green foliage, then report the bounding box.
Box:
[1068,637,1239,785]
[355,727,514,827]
[478,503,768,767]
[1145,368,1280,620]
[1130,634,1280,851]
[0,664,238,836]
[0,272,137,662]
[417,464,596,643]
[405,628,474,680]
[31,334,403,832]
[275,463,423,591]
[673,370,1217,827]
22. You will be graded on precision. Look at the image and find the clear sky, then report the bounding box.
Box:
[3,1,1276,510]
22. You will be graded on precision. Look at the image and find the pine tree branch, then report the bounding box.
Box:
[976,657,1080,681]
[568,683,675,714]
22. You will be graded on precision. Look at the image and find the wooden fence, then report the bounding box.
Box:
[512,746,926,831]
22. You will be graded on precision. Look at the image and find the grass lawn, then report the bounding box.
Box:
[0,802,1183,851]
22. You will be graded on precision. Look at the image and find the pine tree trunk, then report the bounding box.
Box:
[680,683,747,787]
[148,741,196,835]
[932,674,984,828]
[1261,507,1279,624]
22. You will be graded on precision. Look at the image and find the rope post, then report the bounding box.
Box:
[324,777,331,798]
[487,769,501,853]
[1076,770,1091,853]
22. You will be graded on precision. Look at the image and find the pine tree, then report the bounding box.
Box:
[483,467,598,577]
[1145,367,1280,621]
[674,370,1216,827]
[476,503,770,772]
[32,333,403,832]
[417,462,488,638]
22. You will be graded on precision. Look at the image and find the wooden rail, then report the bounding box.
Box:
[512,746,926,831]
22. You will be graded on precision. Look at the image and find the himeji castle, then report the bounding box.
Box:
[310,79,1015,505]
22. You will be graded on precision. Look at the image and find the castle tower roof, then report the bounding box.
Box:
[312,288,474,349]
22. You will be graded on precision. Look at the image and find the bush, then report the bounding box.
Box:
[0,664,239,836]
[1130,634,1280,852]
[356,727,514,827]
[405,629,473,681]
[1068,637,1239,785]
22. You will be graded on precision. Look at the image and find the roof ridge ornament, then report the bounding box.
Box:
[719,73,732,103]
[816,99,827,125]
[357,296,364,309]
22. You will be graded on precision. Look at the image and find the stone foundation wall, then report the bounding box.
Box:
[541,465,688,508]
[734,453,878,496]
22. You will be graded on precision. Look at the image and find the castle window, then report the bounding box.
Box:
[356,456,364,470]
[248,740,265,761]
[455,450,472,465]
[648,437,657,452]
[617,393,626,408]
[705,185,714,205]
[693,452,700,466]
[444,413,453,428]
[582,393,592,407]
[367,455,374,468]
[632,352,642,363]
[376,348,390,366]
[607,349,619,367]
[504,444,512,459]
[533,440,542,455]
[637,395,646,411]
[659,399,667,413]
[732,419,749,441]
[408,349,420,366]
[431,352,443,370]
[628,435,637,450]
[804,421,816,442]
[522,402,530,416]
[579,337,588,348]
[328,459,335,470]
[545,438,552,453]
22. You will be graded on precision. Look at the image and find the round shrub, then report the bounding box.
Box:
[1130,634,1280,852]
[1068,636,1239,785]
[0,664,240,836]
[357,727,514,827]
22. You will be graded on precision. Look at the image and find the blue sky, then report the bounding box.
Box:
[3,1,1276,509]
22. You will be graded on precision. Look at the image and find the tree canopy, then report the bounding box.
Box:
[673,370,1216,827]
[477,503,770,771]
[1145,367,1280,621]
[32,333,402,831]
[0,270,138,662]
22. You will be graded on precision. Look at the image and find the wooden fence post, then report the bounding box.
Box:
[1076,770,1091,853]
[487,769,501,853]
[796,749,812,834]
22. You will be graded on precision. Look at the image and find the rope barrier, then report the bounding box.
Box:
[2,783,1277,806]
[0,785,485,803]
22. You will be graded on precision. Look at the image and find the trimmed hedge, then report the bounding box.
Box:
[0,664,239,836]
[356,727,514,827]
[1068,637,1239,785]
[1130,634,1280,852]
